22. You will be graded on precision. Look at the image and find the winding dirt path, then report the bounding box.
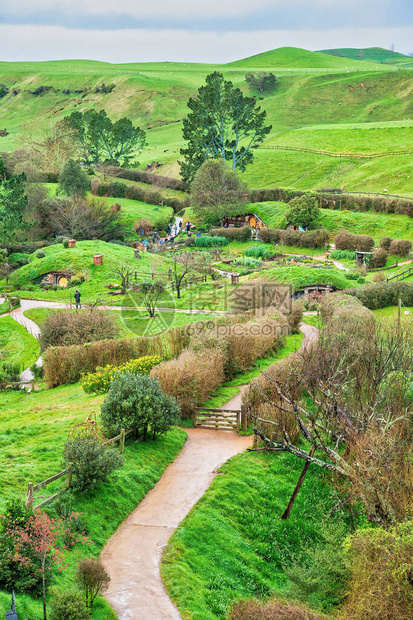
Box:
[101,322,317,620]
[101,430,252,620]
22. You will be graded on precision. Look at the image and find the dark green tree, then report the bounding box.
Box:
[191,159,248,226]
[58,159,90,199]
[245,72,277,93]
[63,110,146,166]
[286,195,320,229]
[0,156,30,242]
[180,72,271,182]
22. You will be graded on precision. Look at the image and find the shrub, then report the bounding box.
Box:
[76,558,110,610]
[389,239,412,257]
[356,234,375,252]
[39,309,119,351]
[7,252,30,267]
[194,235,228,247]
[229,598,325,620]
[341,520,413,620]
[330,249,356,260]
[371,248,388,268]
[63,436,124,492]
[35,249,46,259]
[210,226,251,241]
[379,236,393,251]
[49,588,90,620]
[100,372,180,439]
[345,282,413,310]
[286,194,320,228]
[80,355,163,393]
[244,245,275,259]
[151,349,225,417]
[335,231,374,252]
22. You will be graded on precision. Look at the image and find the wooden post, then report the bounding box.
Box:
[119,428,125,453]
[26,482,34,510]
[398,296,402,328]
[241,405,248,432]
[281,446,316,520]
[66,463,73,489]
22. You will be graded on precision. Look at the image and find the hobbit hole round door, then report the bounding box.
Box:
[59,276,68,288]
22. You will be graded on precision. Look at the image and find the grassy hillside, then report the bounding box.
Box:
[320,47,413,68]
[0,49,412,194]
[227,46,379,69]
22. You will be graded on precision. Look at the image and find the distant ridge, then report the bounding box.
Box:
[226,46,377,69]
[319,47,413,68]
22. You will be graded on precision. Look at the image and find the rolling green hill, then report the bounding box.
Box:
[319,47,413,68]
[0,47,412,195]
[227,46,379,69]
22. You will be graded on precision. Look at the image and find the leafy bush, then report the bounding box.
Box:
[7,252,30,267]
[389,239,412,257]
[194,235,228,247]
[286,194,320,228]
[63,436,124,492]
[100,372,180,439]
[35,249,46,259]
[49,588,90,620]
[39,309,120,351]
[229,598,325,620]
[371,247,388,268]
[345,282,413,310]
[151,349,225,417]
[76,558,110,610]
[335,231,374,252]
[330,249,356,260]
[80,355,163,393]
[244,245,275,259]
[379,236,393,251]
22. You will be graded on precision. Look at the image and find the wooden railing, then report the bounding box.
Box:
[258,144,413,160]
[26,427,133,510]
[194,406,248,432]
[387,266,413,282]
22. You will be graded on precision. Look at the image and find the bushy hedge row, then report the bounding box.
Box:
[80,355,163,393]
[106,166,189,192]
[249,187,413,217]
[92,181,189,213]
[345,281,413,310]
[44,328,190,387]
[210,226,329,249]
[335,231,374,252]
[194,235,228,247]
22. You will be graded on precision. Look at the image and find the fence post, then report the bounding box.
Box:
[26,482,34,510]
[66,463,73,489]
[241,405,248,433]
[119,428,125,454]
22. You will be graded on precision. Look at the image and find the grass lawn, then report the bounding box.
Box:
[0,383,187,619]
[204,332,304,410]
[162,447,354,620]
[372,305,413,321]
[260,265,360,290]
[0,316,40,370]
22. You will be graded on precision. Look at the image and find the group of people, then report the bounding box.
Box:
[251,226,260,240]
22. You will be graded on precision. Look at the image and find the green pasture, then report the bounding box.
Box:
[0,316,40,369]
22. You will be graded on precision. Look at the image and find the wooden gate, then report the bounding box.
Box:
[194,408,242,431]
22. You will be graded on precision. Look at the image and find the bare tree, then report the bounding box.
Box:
[140,281,166,317]
[170,252,197,299]
[113,261,136,294]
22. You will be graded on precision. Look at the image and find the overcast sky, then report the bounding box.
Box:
[1,0,413,63]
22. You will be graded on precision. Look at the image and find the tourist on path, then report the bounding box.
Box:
[74,289,81,309]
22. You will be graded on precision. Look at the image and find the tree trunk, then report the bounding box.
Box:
[281,446,316,520]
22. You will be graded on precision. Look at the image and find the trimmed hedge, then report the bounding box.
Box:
[194,235,228,247]
[106,166,189,192]
[210,226,251,241]
[93,181,189,213]
[335,231,374,252]
[345,281,413,310]
[210,226,329,249]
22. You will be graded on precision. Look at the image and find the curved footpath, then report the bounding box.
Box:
[101,322,317,620]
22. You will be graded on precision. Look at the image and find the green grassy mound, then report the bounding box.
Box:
[162,448,352,619]
[260,265,360,290]
[319,47,413,68]
[227,46,377,69]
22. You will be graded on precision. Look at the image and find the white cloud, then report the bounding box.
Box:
[1,24,413,63]
[2,0,367,21]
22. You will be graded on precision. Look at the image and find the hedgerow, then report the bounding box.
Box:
[80,355,163,394]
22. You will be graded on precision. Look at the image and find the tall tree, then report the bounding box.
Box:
[0,156,30,242]
[180,72,271,182]
[63,110,146,166]
[58,159,91,199]
[191,159,248,226]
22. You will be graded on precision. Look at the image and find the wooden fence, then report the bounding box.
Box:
[25,427,132,510]
[194,406,248,432]
[258,144,413,160]
[387,265,413,282]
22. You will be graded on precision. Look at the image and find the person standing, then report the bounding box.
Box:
[186,221,191,233]
[74,289,81,309]
[167,223,172,235]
